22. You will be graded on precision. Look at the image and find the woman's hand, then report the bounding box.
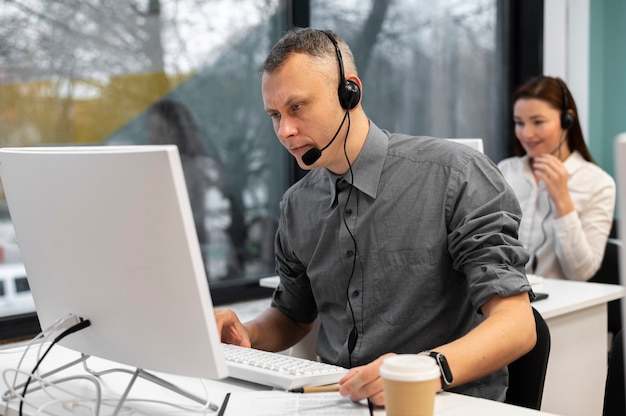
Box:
[532,153,574,217]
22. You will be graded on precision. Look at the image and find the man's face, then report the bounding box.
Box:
[262,53,345,170]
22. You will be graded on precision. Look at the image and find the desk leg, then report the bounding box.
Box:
[541,304,608,416]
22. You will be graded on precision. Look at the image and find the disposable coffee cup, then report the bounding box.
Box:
[379,354,440,416]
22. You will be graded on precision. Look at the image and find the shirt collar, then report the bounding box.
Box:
[562,150,586,173]
[326,121,387,207]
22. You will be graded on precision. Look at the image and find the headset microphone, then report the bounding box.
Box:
[301,110,349,166]
[301,147,322,166]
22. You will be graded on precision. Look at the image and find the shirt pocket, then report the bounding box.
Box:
[371,249,439,326]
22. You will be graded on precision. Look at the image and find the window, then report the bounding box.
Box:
[311,0,506,160]
[0,0,287,328]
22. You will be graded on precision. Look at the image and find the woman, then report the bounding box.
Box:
[498,76,615,281]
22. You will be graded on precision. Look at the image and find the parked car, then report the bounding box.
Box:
[0,263,35,317]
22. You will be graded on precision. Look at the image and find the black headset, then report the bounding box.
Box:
[557,78,575,130]
[320,30,361,110]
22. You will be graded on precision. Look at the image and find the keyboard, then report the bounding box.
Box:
[222,343,348,390]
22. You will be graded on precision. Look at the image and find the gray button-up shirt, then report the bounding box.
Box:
[272,122,531,400]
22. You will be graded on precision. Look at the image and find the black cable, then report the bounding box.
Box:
[339,111,359,368]
[19,319,91,416]
[216,392,230,416]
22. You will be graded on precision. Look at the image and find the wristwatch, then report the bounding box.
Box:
[420,350,453,389]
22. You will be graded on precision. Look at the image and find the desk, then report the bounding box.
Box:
[0,344,558,415]
[260,276,625,416]
[531,279,624,416]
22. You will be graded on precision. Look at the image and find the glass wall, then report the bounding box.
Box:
[310,0,505,160]
[0,0,288,321]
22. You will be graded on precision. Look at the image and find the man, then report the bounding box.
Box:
[216,27,536,407]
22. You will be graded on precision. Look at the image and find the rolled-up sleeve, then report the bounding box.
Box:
[446,153,532,310]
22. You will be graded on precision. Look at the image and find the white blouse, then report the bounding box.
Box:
[498,151,616,281]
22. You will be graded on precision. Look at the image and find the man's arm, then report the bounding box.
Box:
[215,306,314,352]
[432,293,536,386]
[339,293,536,406]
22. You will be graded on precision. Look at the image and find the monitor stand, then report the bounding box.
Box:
[3,352,219,415]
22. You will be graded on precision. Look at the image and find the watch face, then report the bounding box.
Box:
[431,352,453,388]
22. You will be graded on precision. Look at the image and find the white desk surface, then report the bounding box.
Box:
[2,278,616,415]
[0,344,558,415]
[530,278,624,416]
[530,278,624,318]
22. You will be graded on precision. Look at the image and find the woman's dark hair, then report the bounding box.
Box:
[512,75,595,163]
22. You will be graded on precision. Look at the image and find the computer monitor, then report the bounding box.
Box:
[0,145,228,380]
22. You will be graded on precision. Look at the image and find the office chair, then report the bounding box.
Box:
[589,227,622,338]
[505,307,551,410]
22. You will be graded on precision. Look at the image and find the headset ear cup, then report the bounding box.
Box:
[561,112,575,130]
[339,80,361,110]
[557,78,574,130]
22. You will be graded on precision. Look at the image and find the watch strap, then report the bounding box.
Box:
[419,350,453,389]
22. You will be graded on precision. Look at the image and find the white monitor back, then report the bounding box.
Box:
[445,138,484,153]
[0,145,228,379]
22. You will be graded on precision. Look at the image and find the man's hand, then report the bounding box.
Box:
[338,352,396,407]
[214,309,251,347]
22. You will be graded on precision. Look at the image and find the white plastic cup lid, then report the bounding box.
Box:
[379,354,441,382]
